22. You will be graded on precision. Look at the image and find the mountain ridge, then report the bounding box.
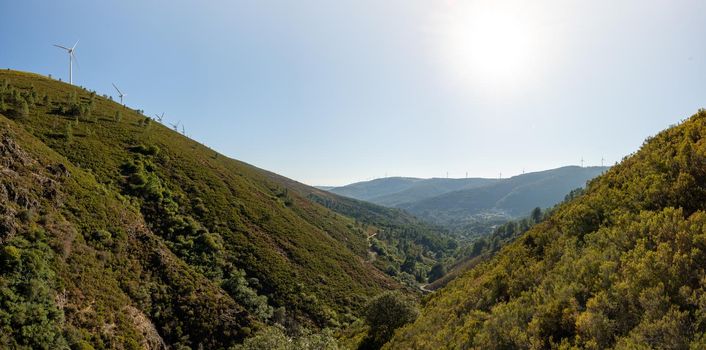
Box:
[327,166,608,232]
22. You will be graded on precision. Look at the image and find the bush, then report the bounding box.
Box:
[361,291,418,349]
[230,326,339,350]
[64,123,73,143]
[1,245,22,268]
[19,99,29,118]
[428,263,446,283]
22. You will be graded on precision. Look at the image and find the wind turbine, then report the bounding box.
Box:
[112,83,126,105]
[169,121,180,131]
[53,41,79,84]
[154,112,164,122]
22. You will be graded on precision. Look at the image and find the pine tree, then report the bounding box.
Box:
[20,99,29,118]
[64,123,73,143]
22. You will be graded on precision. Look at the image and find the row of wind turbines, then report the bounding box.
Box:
[54,41,126,104]
[53,40,187,136]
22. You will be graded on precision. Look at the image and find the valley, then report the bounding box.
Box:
[2,2,703,349]
[1,69,704,349]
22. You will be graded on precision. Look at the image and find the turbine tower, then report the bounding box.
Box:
[112,83,126,105]
[53,41,79,84]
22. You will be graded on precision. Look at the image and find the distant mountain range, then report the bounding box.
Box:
[324,166,608,229]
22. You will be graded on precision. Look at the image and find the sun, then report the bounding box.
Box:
[431,2,545,93]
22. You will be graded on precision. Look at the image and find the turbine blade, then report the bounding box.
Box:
[72,40,79,50]
[112,83,123,95]
[54,44,70,51]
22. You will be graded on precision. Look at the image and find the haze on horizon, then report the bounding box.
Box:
[1,0,704,186]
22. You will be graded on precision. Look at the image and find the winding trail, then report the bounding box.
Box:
[419,284,433,293]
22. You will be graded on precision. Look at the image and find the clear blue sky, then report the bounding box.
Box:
[1,1,705,186]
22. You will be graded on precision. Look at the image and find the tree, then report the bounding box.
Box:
[64,123,73,143]
[428,263,446,283]
[361,291,418,349]
[531,207,542,223]
[400,256,416,274]
[18,98,29,119]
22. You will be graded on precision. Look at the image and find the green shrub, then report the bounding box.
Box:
[361,291,418,348]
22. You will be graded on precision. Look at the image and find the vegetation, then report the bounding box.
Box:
[231,326,339,350]
[387,109,706,349]
[398,166,607,233]
[328,167,607,236]
[306,191,459,287]
[359,292,418,349]
[0,70,426,348]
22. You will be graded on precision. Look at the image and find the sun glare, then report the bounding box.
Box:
[432,2,546,93]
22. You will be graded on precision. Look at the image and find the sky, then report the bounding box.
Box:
[1,0,705,186]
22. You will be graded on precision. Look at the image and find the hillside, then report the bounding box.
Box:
[327,177,425,202]
[400,166,607,228]
[254,169,459,288]
[386,110,706,349]
[369,178,499,207]
[0,70,447,348]
[327,177,499,206]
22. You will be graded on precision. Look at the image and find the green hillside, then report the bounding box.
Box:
[248,167,460,288]
[399,166,607,230]
[0,70,446,348]
[386,110,706,349]
[326,167,607,235]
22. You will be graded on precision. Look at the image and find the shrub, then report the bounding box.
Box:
[64,123,73,143]
[19,98,29,118]
[1,245,22,268]
[361,291,418,348]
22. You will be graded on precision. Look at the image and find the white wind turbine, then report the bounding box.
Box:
[154,112,164,123]
[112,83,126,105]
[53,40,79,84]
